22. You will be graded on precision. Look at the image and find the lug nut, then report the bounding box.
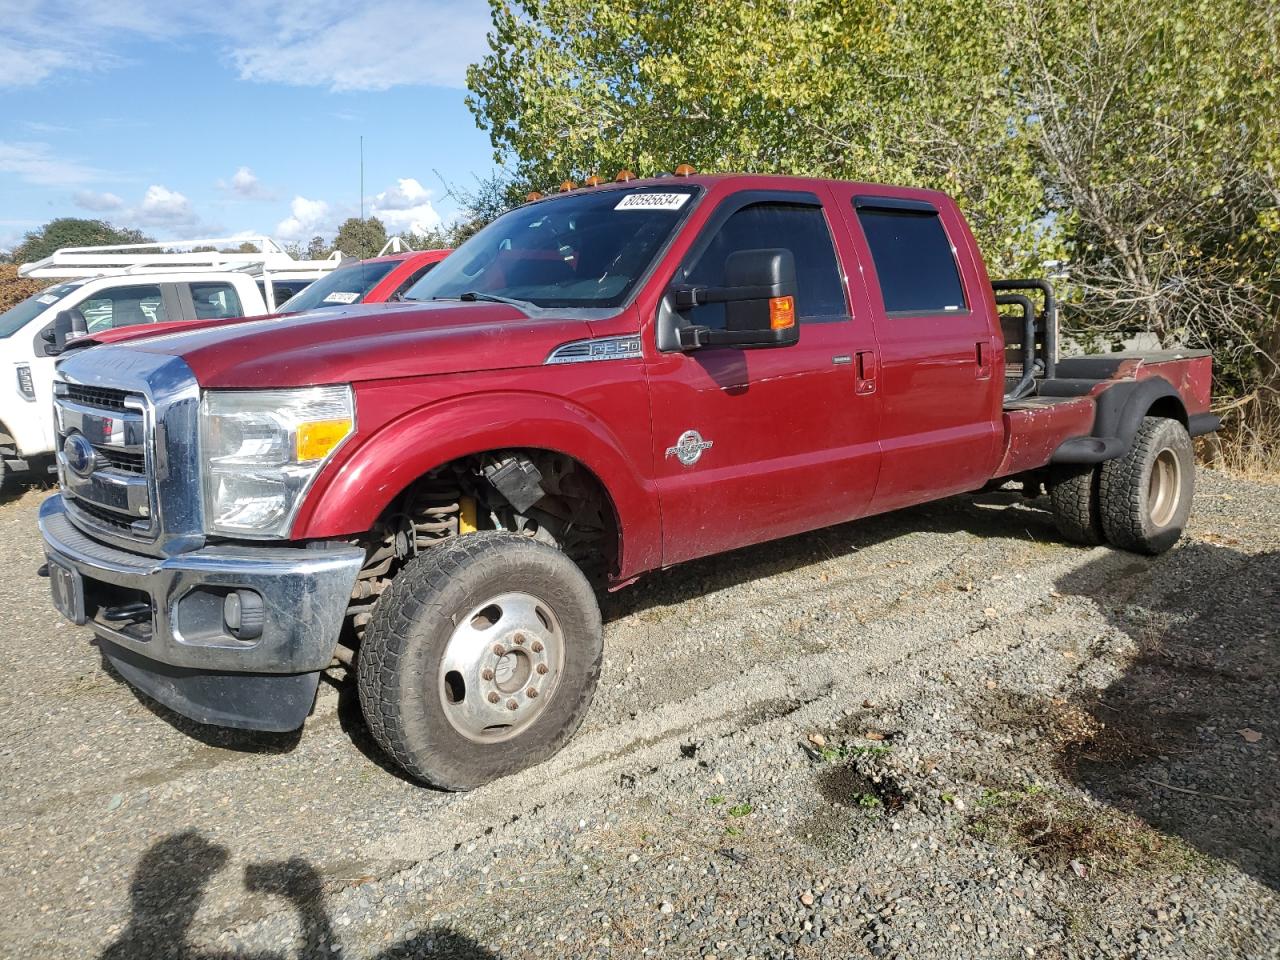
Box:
[487,692,500,704]
[526,687,538,698]
[536,663,548,675]
[492,644,505,656]
[513,633,525,646]
[481,668,494,681]
[506,699,518,711]
[531,640,544,653]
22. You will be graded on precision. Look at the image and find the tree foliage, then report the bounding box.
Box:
[333,217,389,258]
[468,0,1280,460]
[12,218,151,265]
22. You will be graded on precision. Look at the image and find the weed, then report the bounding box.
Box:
[728,803,753,818]
[854,793,882,809]
[706,795,725,806]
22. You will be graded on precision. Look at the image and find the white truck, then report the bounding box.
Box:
[1,238,348,488]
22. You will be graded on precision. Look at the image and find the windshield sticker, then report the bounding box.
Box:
[615,192,690,211]
[37,294,61,305]
[322,291,360,304]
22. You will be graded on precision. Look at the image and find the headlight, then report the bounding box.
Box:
[200,385,354,538]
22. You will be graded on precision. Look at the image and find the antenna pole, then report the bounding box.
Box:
[359,135,365,259]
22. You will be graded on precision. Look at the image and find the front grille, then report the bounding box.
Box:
[62,384,132,411]
[68,497,143,533]
[99,449,146,474]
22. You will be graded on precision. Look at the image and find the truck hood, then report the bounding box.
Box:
[95,301,591,388]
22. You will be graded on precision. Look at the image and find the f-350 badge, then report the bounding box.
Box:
[666,430,714,466]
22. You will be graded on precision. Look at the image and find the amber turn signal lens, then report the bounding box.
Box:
[674,163,696,177]
[615,169,635,182]
[559,180,576,192]
[296,418,354,462]
[768,296,796,330]
[584,175,603,187]
[525,191,543,202]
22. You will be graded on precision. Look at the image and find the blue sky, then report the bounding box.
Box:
[0,0,500,253]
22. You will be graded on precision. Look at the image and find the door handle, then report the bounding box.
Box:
[975,339,993,380]
[855,350,877,395]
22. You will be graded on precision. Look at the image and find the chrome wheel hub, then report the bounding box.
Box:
[1148,447,1182,528]
[438,591,564,743]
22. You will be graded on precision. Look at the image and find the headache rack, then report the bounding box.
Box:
[993,278,1058,402]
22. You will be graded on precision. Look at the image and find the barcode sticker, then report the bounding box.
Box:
[323,291,360,304]
[37,294,60,305]
[615,193,690,211]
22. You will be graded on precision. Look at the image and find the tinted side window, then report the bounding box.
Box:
[80,285,167,332]
[684,203,846,329]
[190,282,243,319]
[392,261,439,299]
[856,207,966,314]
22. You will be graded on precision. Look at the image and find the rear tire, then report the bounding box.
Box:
[1098,416,1194,555]
[1048,463,1104,546]
[357,532,603,790]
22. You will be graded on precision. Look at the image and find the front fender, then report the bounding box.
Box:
[290,390,661,581]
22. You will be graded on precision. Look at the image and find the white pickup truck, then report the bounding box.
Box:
[0,238,347,488]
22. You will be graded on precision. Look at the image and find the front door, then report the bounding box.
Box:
[645,191,882,566]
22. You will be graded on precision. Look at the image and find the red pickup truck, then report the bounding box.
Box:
[40,173,1217,789]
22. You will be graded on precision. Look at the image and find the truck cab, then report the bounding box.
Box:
[38,174,1216,789]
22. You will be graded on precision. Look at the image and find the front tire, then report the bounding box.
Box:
[1098,416,1194,555]
[357,532,603,789]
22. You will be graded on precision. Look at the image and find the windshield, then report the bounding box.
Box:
[405,186,699,309]
[0,282,81,339]
[277,260,398,312]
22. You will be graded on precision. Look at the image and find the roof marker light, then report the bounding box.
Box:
[526,191,543,202]
[674,164,696,177]
[584,175,603,187]
[559,180,576,192]
[615,170,635,182]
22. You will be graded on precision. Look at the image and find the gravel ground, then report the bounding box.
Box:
[0,469,1276,959]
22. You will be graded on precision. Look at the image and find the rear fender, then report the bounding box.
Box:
[1051,376,1189,464]
[290,391,661,581]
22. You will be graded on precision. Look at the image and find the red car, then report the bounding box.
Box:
[275,248,452,313]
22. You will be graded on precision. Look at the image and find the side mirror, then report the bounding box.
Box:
[42,310,78,356]
[668,248,799,350]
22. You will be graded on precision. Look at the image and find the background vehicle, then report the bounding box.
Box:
[39,173,1218,790]
[276,245,452,313]
[0,238,345,487]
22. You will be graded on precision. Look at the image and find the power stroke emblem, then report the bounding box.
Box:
[666,430,714,467]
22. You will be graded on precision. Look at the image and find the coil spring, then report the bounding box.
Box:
[409,488,460,553]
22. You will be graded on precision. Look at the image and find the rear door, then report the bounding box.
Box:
[833,191,1001,512]
[175,280,247,320]
[646,189,882,565]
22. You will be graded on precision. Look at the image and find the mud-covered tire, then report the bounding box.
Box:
[357,532,602,790]
[1048,463,1104,546]
[1098,416,1194,555]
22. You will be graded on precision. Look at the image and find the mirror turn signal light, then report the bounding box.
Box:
[674,164,696,177]
[769,296,796,330]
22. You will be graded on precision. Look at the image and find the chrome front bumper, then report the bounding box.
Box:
[39,495,364,730]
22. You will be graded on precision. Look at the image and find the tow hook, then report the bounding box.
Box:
[36,563,49,578]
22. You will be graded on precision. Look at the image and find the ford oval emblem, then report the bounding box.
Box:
[63,433,97,478]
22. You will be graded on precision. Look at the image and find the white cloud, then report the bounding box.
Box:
[369,178,443,235]
[218,165,275,200]
[73,190,125,212]
[0,1,492,91]
[0,141,104,186]
[134,184,201,229]
[276,196,333,241]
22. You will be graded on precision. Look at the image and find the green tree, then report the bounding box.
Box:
[13,218,152,264]
[305,235,331,261]
[333,217,387,259]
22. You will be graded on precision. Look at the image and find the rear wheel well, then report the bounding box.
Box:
[344,449,619,637]
[1145,394,1187,427]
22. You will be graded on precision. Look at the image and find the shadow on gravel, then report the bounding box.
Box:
[600,487,1057,623]
[100,831,498,959]
[1052,544,1279,892]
